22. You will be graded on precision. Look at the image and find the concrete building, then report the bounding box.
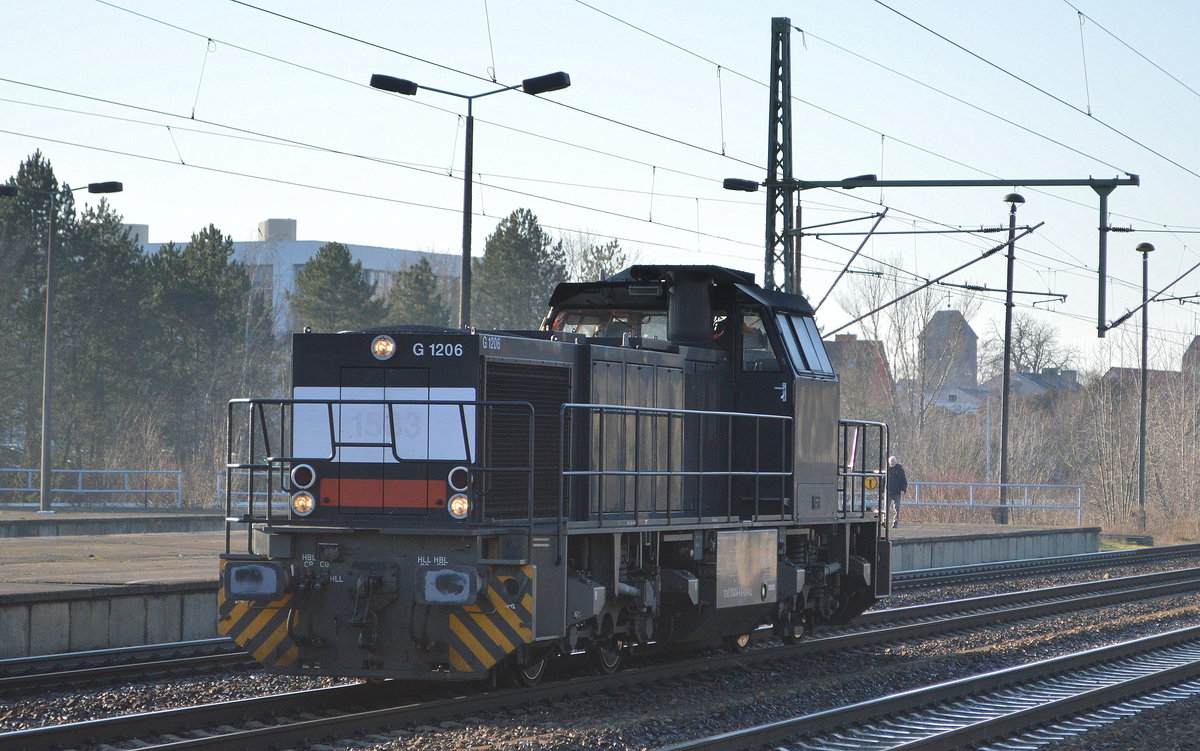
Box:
[825,333,895,409]
[128,219,459,337]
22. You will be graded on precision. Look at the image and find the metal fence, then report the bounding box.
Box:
[0,468,183,507]
[903,481,1084,525]
[217,469,290,512]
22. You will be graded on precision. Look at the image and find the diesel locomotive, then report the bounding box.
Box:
[219,264,890,684]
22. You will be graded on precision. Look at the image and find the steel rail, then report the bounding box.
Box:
[0,638,247,693]
[657,625,1200,751]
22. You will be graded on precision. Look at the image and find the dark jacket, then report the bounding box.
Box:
[886,463,908,499]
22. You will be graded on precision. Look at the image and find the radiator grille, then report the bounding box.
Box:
[483,362,571,520]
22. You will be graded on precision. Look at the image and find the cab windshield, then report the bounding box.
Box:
[552,310,668,339]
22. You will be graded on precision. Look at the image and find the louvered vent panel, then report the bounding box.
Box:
[483,362,571,520]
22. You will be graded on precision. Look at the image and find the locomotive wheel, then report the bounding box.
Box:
[587,640,625,675]
[722,633,752,653]
[780,624,803,644]
[504,655,548,688]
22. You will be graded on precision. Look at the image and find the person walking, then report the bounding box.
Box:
[886,456,907,528]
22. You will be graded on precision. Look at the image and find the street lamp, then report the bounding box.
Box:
[369,71,571,328]
[0,180,124,513]
[1136,241,1154,532]
[998,192,1025,525]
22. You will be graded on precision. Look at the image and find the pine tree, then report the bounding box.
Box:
[473,209,566,329]
[145,224,260,464]
[0,152,78,467]
[387,257,450,327]
[288,242,386,332]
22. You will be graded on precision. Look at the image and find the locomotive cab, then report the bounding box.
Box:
[220,264,890,683]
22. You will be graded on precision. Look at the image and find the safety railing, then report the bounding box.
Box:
[558,402,793,528]
[224,397,535,554]
[903,481,1084,525]
[0,468,183,507]
[837,419,889,531]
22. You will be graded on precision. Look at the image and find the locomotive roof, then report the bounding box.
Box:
[549,264,815,316]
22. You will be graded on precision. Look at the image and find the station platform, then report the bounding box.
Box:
[0,521,1102,659]
[0,522,1100,596]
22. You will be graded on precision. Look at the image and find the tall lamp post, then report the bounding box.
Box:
[0,180,124,513]
[368,71,571,328]
[1136,241,1154,532]
[998,192,1024,525]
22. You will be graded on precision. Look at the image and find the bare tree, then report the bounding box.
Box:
[558,231,633,282]
[979,311,1075,383]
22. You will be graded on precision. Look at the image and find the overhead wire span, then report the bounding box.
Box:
[827,222,1045,336]
[870,0,1200,180]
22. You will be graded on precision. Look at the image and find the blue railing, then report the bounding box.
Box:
[0,468,183,507]
[902,481,1084,525]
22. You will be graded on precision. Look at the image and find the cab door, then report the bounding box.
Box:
[731,307,792,519]
[774,313,840,521]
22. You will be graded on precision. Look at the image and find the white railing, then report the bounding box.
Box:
[903,481,1084,525]
[0,468,183,507]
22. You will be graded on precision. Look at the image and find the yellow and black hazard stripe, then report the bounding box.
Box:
[216,561,299,668]
[447,565,535,673]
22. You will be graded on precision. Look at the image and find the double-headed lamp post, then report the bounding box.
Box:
[0,180,124,513]
[1136,241,1154,532]
[368,71,571,328]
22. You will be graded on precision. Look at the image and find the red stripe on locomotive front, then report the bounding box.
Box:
[319,478,446,509]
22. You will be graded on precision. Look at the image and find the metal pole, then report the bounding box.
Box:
[1095,185,1115,338]
[999,194,1024,524]
[39,194,57,514]
[984,391,991,481]
[1137,242,1154,532]
[459,103,474,329]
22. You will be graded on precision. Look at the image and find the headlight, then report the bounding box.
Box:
[448,465,470,492]
[448,493,471,520]
[291,491,316,516]
[371,335,396,360]
[290,463,316,490]
[224,560,289,599]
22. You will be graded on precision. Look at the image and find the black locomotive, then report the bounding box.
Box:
[219,265,890,683]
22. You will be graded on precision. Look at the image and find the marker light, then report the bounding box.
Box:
[448,493,471,520]
[371,335,396,360]
[290,463,316,490]
[291,491,316,516]
[448,466,470,492]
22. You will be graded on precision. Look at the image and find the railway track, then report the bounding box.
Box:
[5,544,1188,697]
[659,625,1200,751]
[7,566,1198,751]
[0,638,250,694]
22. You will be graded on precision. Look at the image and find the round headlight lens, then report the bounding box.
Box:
[371,335,396,360]
[291,491,316,517]
[290,463,316,490]
[448,493,471,520]
[448,466,470,492]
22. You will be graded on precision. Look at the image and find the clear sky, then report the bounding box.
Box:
[3,0,1199,369]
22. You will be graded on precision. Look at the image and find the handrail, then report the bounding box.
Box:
[906,481,1084,525]
[557,402,794,536]
[224,397,536,556]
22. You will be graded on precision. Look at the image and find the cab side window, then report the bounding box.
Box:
[740,310,780,371]
[776,313,834,375]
